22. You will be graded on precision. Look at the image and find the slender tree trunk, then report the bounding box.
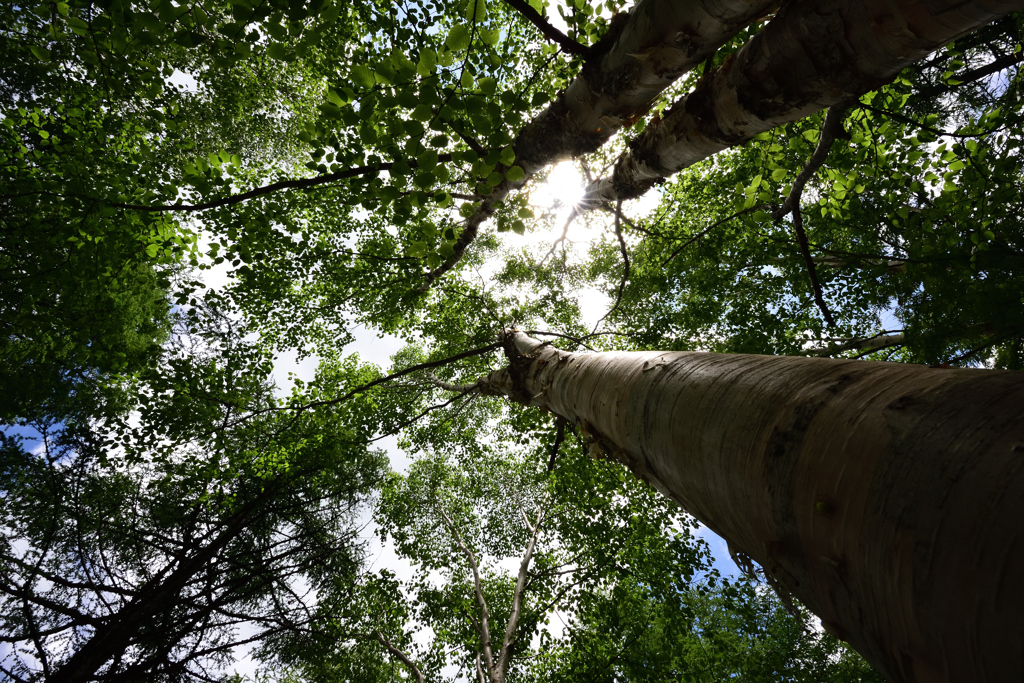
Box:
[476,332,1024,683]
[584,0,1024,204]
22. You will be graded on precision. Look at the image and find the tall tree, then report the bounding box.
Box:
[6,0,1024,680]
[449,331,1024,683]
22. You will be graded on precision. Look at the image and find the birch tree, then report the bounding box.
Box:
[441,330,1024,683]
[268,389,881,683]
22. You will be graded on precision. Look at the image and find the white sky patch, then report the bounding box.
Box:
[166,69,199,93]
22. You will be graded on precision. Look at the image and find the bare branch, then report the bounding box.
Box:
[502,0,590,56]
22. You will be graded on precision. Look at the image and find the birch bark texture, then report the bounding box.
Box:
[584,0,1024,204]
[480,332,1024,683]
[421,0,780,288]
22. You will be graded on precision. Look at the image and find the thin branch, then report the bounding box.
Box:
[773,104,849,327]
[374,631,425,683]
[109,155,452,213]
[547,417,567,472]
[791,204,835,327]
[495,493,549,679]
[423,372,482,394]
[661,205,767,267]
[436,504,496,678]
[808,332,905,356]
[916,51,1024,99]
[542,210,579,263]
[234,342,501,429]
[501,0,590,56]
[592,201,630,333]
[859,102,1004,139]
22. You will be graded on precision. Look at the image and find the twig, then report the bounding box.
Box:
[773,104,850,327]
[661,205,767,267]
[592,201,630,333]
[111,155,453,213]
[501,0,590,56]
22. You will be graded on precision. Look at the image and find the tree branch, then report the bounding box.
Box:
[502,0,590,56]
[774,104,850,219]
[374,631,425,683]
[661,205,767,267]
[592,201,630,334]
[111,155,452,213]
[495,493,549,680]
[772,104,850,328]
[790,205,835,327]
[436,504,496,679]
[916,51,1024,99]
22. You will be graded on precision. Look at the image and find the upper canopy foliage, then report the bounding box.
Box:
[2,0,1022,679]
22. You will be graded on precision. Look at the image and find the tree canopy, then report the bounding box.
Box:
[2,0,1022,680]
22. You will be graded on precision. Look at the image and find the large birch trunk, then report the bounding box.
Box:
[584,0,1024,204]
[422,0,779,287]
[479,332,1024,683]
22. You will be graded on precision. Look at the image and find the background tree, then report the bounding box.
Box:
[0,300,387,683]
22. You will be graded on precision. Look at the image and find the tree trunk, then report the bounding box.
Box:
[477,332,1024,683]
[422,0,780,287]
[584,0,1024,204]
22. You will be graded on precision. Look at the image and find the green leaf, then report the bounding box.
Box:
[480,27,501,45]
[446,24,471,52]
[478,77,497,95]
[351,65,375,89]
[771,168,787,182]
[412,104,434,122]
[460,69,474,90]
[29,46,50,61]
[267,43,289,61]
[505,166,525,182]
[465,0,486,21]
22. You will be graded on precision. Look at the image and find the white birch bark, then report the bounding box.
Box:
[471,331,1024,683]
[421,0,780,288]
[583,0,1024,205]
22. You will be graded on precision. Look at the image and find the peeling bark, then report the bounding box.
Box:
[419,0,781,289]
[473,331,1024,683]
[584,0,1024,204]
